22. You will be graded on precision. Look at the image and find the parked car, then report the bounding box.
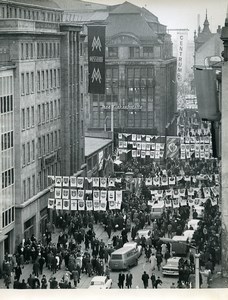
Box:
[150,202,165,220]
[135,228,151,244]
[88,276,112,289]
[123,241,142,257]
[162,257,181,276]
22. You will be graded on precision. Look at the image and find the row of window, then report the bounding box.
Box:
[1,131,13,151]
[37,68,60,92]
[22,174,36,202]
[2,207,15,229]
[37,99,60,125]
[108,46,159,59]
[1,6,62,22]
[37,162,60,193]
[21,42,60,60]
[22,140,35,167]
[0,95,13,113]
[21,72,34,95]
[37,130,61,158]
[22,106,35,130]
[2,168,14,189]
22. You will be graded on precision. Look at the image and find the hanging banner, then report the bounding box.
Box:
[55,188,62,199]
[169,176,176,185]
[211,197,218,206]
[176,30,188,82]
[63,200,70,210]
[179,189,186,197]
[48,198,55,209]
[100,177,107,188]
[93,177,100,188]
[62,189,69,199]
[173,189,179,198]
[161,176,168,186]
[166,136,180,159]
[77,177,84,188]
[116,190,122,202]
[70,176,77,187]
[71,200,77,211]
[56,199,62,210]
[180,199,187,206]
[77,189,84,200]
[108,178,115,187]
[55,176,62,187]
[93,190,100,201]
[70,189,77,200]
[203,187,211,198]
[173,199,180,208]
[108,191,115,201]
[165,198,172,207]
[62,176,69,187]
[85,190,93,200]
[93,199,100,211]
[165,189,172,196]
[145,178,152,186]
[100,190,107,201]
[88,25,106,94]
[100,199,107,211]
[86,200,93,211]
[78,200,85,211]
[153,177,160,186]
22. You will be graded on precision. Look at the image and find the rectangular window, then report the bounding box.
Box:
[42,103,45,123]
[54,131,57,149]
[37,42,40,58]
[26,73,29,94]
[50,69,53,88]
[21,73,25,95]
[57,68,60,87]
[54,69,56,88]
[50,101,53,120]
[37,71,40,92]
[26,43,29,59]
[31,106,34,126]
[41,70,45,90]
[51,132,53,152]
[47,134,50,153]
[27,177,31,199]
[23,180,26,201]
[31,72,34,93]
[38,137,41,157]
[143,47,154,58]
[30,43,33,58]
[27,141,30,163]
[57,99,60,117]
[54,100,57,118]
[38,104,41,124]
[32,139,35,161]
[32,174,35,196]
[46,70,49,89]
[42,135,45,155]
[27,107,30,128]
[108,47,118,58]
[129,47,140,58]
[21,43,24,60]
[46,102,49,121]
[22,144,26,165]
[22,108,25,130]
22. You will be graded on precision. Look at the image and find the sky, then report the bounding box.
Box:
[86,0,227,40]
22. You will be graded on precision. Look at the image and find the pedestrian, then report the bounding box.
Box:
[150,273,156,288]
[154,276,163,288]
[125,270,133,288]
[149,253,157,271]
[118,272,125,289]
[71,268,79,288]
[33,260,39,277]
[41,275,48,289]
[156,252,162,271]
[141,271,149,289]
[14,264,22,281]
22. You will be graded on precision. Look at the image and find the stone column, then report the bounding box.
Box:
[221,14,228,277]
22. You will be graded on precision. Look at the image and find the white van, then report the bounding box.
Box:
[150,202,165,220]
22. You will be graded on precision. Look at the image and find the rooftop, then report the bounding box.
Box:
[85,137,112,157]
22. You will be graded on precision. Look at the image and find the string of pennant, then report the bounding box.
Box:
[48,174,219,188]
[148,197,218,208]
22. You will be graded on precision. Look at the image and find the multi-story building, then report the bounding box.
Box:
[194,12,223,67]
[0,0,85,249]
[55,1,177,136]
[0,65,15,262]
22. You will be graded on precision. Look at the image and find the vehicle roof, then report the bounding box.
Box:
[152,202,164,208]
[167,257,182,262]
[123,241,137,247]
[188,219,200,225]
[91,276,106,282]
[111,246,135,254]
[172,235,189,241]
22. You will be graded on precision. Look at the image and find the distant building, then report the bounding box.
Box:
[194,11,223,67]
[56,1,177,136]
[0,65,15,262]
[86,1,177,136]
[0,0,85,248]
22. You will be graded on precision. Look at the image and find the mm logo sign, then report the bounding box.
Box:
[92,36,102,51]
[88,25,105,94]
[91,68,102,83]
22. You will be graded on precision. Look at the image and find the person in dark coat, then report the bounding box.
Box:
[14,264,22,281]
[154,276,163,288]
[41,275,48,289]
[141,271,149,289]
[38,255,45,275]
[151,273,156,288]
[125,271,133,288]
[33,260,39,277]
[118,272,125,289]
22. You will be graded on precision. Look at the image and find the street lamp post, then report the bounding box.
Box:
[195,252,201,288]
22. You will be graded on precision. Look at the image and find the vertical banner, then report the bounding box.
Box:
[166,137,180,159]
[176,31,188,82]
[88,25,106,94]
[56,199,63,210]
[71,200,78,211]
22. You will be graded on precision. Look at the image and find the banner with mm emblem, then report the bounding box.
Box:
[88,25,105,94]
[166,136,180,159]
